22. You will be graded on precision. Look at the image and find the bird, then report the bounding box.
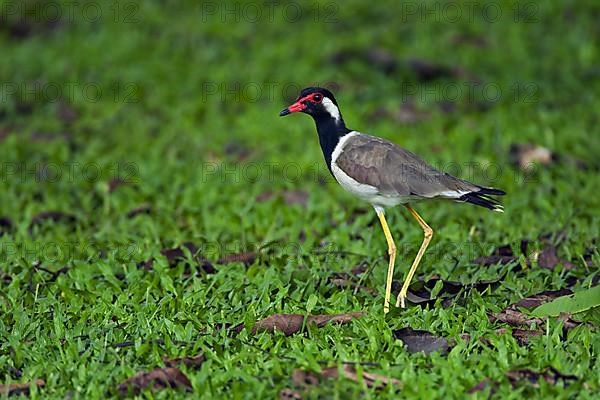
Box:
[279,87,505,314]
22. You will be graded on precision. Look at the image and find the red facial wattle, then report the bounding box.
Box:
[287,101,307,113]
[279,92,323,116]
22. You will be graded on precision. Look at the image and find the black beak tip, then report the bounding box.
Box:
[279,108,291,117]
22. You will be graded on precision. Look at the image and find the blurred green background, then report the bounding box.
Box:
[0,0,599,398]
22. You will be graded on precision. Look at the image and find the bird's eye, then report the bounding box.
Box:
[313,94,323,103]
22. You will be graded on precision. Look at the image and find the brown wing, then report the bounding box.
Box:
[335,134,479,198]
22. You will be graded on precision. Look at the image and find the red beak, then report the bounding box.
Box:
[279,100,306,116]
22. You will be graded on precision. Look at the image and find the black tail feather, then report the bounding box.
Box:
[458,187,505,212]
[476,187,506,196]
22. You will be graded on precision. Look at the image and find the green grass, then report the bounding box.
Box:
[1,0,599,398]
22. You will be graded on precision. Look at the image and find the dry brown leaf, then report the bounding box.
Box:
[1,12,63,39]
[452,33,489,48]
[506,367,577,387]
[0,379,45,396]
[467,378,492,394]
[394,327,450,354]
[283,190,309,206]
[493,327,543,346]
[279,388,303,399]
[117,367,192,396]
[251,313,364,336]
[223,141,252,162]
[139,242,216,275]
[217,251,257,265]
[29,131,73,143]
[492,288,581,332]
[473,243,519,265]
[472,255,518,266]
[108,178,129,193]
[406,58,453,81]
[355,367,402,389]
[469,367,577,394]
[510,329,543,345]
[351,263,368,275]
[0,127,11,141]
[56,100,78,123]
[292,369,320,388]
[163,354,205,369]
[365,48,397,74]
[474,237,579,271]
[509,143,554,170]
[293,365,400,391]
[256,191,275,202]
[535,246,576,270]
[491,308,543,328]
[557,313,581,330]
[329,273,377,295]
[398,277,503,308]
[307,313,365,327]
[252,314,304,336]
[514,289,572,308]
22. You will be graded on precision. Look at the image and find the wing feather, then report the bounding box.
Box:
[334,134,479,198]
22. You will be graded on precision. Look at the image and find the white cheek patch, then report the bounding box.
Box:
[322,97,341,121]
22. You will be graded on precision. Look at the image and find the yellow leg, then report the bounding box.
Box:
[375,207,396,314]
[396,205,433,308]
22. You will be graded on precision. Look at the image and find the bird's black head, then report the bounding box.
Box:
[279,87,342,123]
[279,87,350,172]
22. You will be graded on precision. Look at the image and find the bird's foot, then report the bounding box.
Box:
[396,290,407,308]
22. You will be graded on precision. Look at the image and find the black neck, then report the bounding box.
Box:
[312,114,351,173]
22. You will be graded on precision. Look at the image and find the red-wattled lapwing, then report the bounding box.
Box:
[279,87,505,314]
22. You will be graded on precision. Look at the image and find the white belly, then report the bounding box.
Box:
[331,163,409,207]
